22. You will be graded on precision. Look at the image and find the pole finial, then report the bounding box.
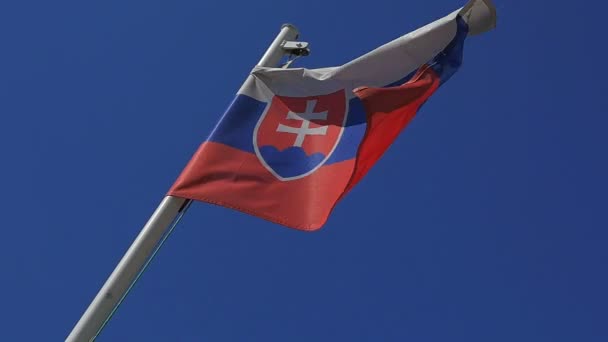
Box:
[281,23,300,39]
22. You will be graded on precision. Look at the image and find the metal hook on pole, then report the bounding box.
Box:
[280,40,310,68]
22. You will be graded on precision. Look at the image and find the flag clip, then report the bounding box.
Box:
[281,41,310,56]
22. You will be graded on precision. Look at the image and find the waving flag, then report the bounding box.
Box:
[169,0,497,230]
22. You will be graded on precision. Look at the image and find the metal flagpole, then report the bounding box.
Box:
[66,23,303,342]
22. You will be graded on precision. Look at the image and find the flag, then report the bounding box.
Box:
[169,0,497,231]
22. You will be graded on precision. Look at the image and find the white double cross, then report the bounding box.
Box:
[276,99,328,147]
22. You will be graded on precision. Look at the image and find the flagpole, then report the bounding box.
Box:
[66,23,301,342]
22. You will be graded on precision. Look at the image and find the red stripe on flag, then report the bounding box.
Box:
[168,142,355,231]
[344,66,441,195]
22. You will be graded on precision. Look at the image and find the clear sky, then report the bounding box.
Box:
[1,0,607,341]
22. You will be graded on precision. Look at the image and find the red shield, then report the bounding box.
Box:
[253,89,347,181]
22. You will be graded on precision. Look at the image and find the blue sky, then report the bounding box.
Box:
[1,0,607,341]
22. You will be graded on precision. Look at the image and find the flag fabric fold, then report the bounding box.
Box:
[169,0,497,231]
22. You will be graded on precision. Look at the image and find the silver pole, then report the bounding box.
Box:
[66,24,300,342]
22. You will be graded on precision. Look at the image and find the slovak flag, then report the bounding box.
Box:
[169,0,497,230]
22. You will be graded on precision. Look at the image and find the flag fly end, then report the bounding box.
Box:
[460,0,497,35]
